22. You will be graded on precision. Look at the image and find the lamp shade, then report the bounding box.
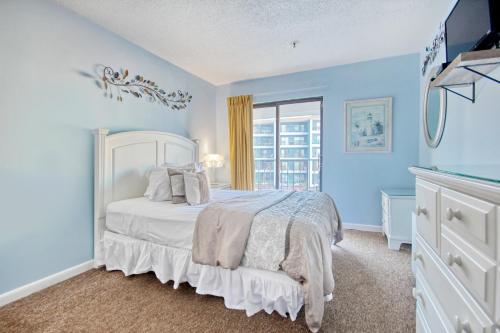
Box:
[203,154,224,168]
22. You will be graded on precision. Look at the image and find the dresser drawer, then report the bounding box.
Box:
[441,227,496,316]
[416,179,439,250]
[414,271,453,333]
[441,187,496,259]
[417,304,430,333]
[414,235,494,333]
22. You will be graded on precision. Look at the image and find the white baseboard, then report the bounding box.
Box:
[0,260,94,307]
[343,223,383,232]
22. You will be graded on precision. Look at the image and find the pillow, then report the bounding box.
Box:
[144,168,172,201]
[166,163,205,204]
[184,170,211,205]
[167,164,196,203]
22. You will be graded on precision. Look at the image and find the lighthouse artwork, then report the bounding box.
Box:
[345,97,392,153]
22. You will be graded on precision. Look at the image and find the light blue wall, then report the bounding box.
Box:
[216,54,421,227]
[418,1,500,165]
[0,0,216,294]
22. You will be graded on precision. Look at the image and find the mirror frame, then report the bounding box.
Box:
[423,67,447,148]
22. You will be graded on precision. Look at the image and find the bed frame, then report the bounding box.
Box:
[93,128,199,266]
[92,128,307,324]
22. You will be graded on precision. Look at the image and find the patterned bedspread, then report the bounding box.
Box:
[242,191,341,270]
[243,191,342,332]
[193,190,342,332]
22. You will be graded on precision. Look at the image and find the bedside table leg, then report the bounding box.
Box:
[388,238,402,251]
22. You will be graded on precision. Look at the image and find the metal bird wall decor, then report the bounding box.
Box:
[100,66,192,110]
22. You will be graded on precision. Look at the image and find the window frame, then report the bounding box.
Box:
[253,96,323,191]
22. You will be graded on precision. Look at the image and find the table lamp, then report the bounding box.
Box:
[202,154,224,183]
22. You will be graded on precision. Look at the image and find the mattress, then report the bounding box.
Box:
[105,189,244,249]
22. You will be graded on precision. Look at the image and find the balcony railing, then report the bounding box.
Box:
[254,158,320,192]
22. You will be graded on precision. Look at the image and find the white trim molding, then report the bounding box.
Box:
[343,223,383,232]
[0,260,94,307]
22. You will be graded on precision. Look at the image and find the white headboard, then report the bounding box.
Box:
[93,128,199,266]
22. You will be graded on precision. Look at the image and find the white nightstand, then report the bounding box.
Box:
[381,188,415,250]
[210,182,231,190]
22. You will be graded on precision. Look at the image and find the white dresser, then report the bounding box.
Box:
[409,166,500,333]
[381,188,415,250]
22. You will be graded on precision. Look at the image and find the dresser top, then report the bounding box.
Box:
[381,188,415,197]
[409,165,500,204]
[414,164,500,185]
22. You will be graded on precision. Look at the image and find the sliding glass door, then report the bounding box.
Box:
[253,106,276,189]
[253,98,322,191]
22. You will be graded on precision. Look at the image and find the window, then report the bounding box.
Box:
[312,133,320,145]
[312,120,321,132]
[254,148,274,158]
[281,135,307,146]
[254,136,274,147]
[253,98,322,192]
[254,123,274,135]
[311,160,320,172]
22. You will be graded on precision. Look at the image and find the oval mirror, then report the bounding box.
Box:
[423,67,447,148]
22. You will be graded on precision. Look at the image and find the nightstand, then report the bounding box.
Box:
[210,182,231,190]
[381,188,415,250]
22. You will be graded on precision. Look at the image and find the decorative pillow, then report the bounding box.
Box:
[144,168,172,201]
[167,163,204,204]
[167,168,192,204]
[184,170,211,205]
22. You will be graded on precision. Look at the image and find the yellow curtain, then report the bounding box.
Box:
[227,95,254,191]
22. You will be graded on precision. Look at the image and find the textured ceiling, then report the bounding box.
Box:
[54,0,450,85]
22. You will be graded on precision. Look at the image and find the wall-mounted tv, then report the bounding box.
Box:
[445,0,500,63]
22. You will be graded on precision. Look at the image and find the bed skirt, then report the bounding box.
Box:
[103,231,305,320]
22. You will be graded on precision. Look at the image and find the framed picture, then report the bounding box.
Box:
[345,97,392,153]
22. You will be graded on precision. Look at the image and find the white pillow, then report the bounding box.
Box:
[165,163,205,203]
[167,165,197,204]
[144,163,202,202]
[144,168,172,201]
[184,170,211,205]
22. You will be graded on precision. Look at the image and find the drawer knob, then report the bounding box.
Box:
[412,288,425,306]
[446,252,463,267]
[413,252,423,262]
[454,316,472,333]
[416,205,427,216]
[446,208,463,221]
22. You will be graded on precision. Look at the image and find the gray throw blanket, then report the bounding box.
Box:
[192,190,342,332]
[192,190,293,268]
[280,192,342,332]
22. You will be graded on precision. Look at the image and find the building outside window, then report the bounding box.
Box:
[312,120,321,132]
[253,99,321,192]
[312,133,320,145]
[254,136,274,147]
[254,123,274,135]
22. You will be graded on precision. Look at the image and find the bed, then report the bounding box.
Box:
[93,129,342,332]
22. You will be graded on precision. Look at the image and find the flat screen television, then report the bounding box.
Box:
[445,0,500,63]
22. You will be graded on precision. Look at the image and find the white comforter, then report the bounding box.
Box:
[105,190,246,249]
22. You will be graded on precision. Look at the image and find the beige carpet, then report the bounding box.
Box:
[0,230,415,332]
